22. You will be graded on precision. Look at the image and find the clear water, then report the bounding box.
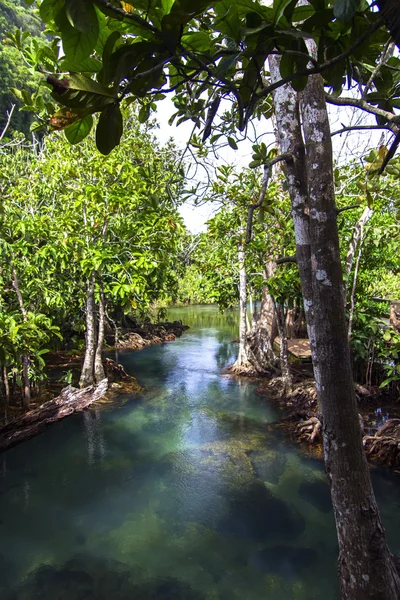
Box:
[1,305,400,600]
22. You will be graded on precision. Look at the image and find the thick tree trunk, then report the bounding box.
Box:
[94,281,106,384]
[299,70,400,599]
[246,281,277,373]
[80,274,96,388]
[269,55,317,396]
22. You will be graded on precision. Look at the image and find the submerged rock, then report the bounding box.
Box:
[218,480,305,543]
[250,544,317,580]
[298,480,332,513]
[249,450,287,485]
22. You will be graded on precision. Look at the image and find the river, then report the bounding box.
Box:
[0,305,399,599]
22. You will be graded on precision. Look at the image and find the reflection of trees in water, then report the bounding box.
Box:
[83,410,106,466]
[167,305,239,336]
[215,341,237,368]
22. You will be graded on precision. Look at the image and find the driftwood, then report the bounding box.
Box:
[0,379,108,453]
[363,418,400,466]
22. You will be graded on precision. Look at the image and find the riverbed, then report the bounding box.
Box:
[0,305,399,599]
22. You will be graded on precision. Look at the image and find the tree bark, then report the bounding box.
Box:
[94,280,106,384]
[11,267,30,409]
[299,68,400,599]
[3,366,10,407]
[269,55,318,399]
[348,241,364,339]
[79,274,96,388]
[344,206,372,306]
[234,238,250,367]
[246,270,277,373]
[274,300,292,393]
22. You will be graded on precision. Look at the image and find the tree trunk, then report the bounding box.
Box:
[348,241,364,339]
[80,274,96,388]
[234,239,250,367]
[269,54,317,396]
[299,67,400,598]
[344,206,372,306]
[3,367,10,407]
[22,356,30,410]
[246,261,278,373]
[274,300,292,394]
[94,281,106,384]
[11,267,30,409]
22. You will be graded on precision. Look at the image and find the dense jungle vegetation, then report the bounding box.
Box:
[1,0,400,598]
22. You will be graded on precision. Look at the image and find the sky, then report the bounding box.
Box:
[153,95,394,233]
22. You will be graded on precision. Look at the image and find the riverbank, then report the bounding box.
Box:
[255,375,400,467]
[0,320,189,438]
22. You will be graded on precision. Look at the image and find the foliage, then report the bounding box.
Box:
[0,0,45,137]
[0,113,186,402]
[8,0,399,159]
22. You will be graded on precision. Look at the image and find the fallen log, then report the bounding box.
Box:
[0,378,108,453]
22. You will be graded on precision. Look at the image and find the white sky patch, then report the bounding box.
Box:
[154,95,396,233]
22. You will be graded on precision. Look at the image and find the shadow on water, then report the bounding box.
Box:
[1,305,400,599]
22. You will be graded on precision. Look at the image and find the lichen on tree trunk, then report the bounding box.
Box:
[270,52,400,598]
[94,281,106,384]
[80,274,96,388]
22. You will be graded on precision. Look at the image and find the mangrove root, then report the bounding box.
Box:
[297,416,322,443]
[363,418,400,466]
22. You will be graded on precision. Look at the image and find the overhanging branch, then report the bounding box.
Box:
[245,152,292,244]
[251,18,384,111]
[326,93,400,129]
[332,124,397,136]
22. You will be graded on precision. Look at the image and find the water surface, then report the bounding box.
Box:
[1,305,400,600]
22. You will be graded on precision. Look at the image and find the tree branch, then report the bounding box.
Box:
[332,124,398,136]
[245,152,292,243]
[94,0,160,35]
[363,40,395,99]
[251,18,384,111]
[337,204,362,215]
[276,255,297,264]
[0,104,15,141]
[326,93,399,127]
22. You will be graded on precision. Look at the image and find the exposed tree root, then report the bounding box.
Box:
[297,416,322,443]
[363,419,400,466]
[115,321,189,350]
[227,361,259,376]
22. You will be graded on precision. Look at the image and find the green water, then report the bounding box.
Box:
[1,305,400,599]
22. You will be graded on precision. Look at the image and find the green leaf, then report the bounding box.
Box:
[333,0,361,22]
[65,0,99,34]
[57,8,99,62]
[65,115,94,144]
[40,0,63,22]
[272,0,294,23]
[138,104,151,123]
[292,5,315,22]
[60,57,103,72]
[228,137,238,150]
[96,104,123,155]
